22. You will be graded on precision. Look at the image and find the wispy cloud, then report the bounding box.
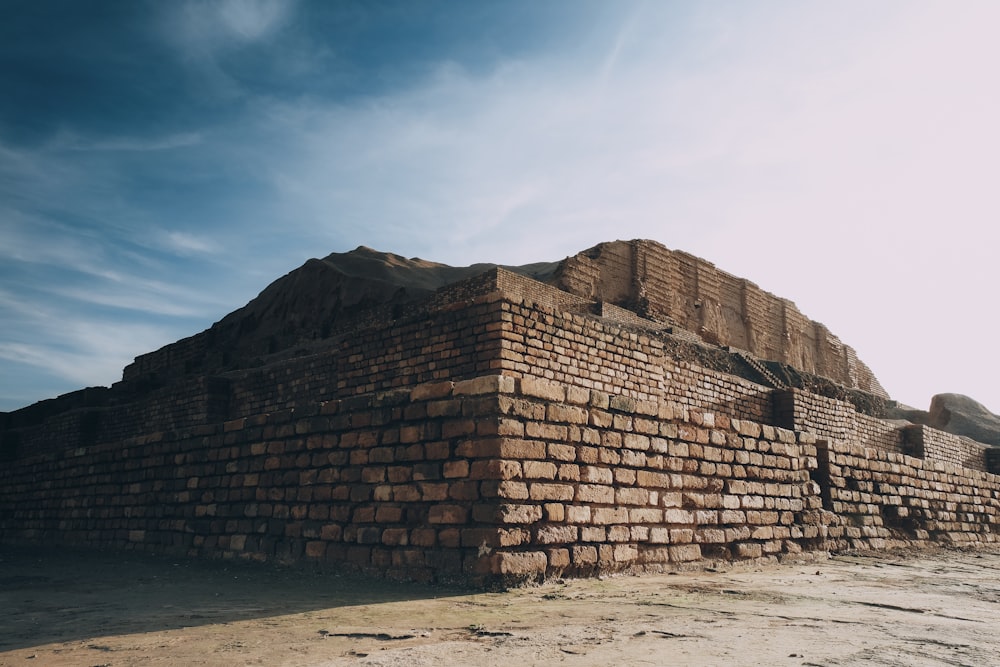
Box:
[54,131,204,153]
[164,231,221,256]
[3,0,1000,413]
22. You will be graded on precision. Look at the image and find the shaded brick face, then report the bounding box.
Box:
[1,273,998,588]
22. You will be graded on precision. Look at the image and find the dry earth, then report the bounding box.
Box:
[2,544,1000,666]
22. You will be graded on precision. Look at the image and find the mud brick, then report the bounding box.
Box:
[433,528,458,548]
[663,508,694,524]
[461,527,498,548]
[624,507,659,523]
[735,542,763,558]
[565,386,591,406]
[427,399,462,418]
[465,375,516,396]
[615,488,650,505]
[304,541,326,559]
[408,528,436,547]
[412,463,441,480]
[547,404,587,425]
[490,419,525,437]
[649,527,670,543]
[529,483,575,501]
[579,466,612,485]
[544,503,565,521]
[668,544,702,562]
[525,422,568,440]
[610,470,635,489]
[522,461,558,480]
[576,484,614,504]
[442,419,477,439]
[555,464,580,482]
[592,507,629,524]
[720,509,746,524]
[548,443,577,461]
[392,485,420,502]
[481,480,529,500]
[493,503,543,524]
[589,410,613,428]
[520,377,566,402]
[423,441,451,461]
[417,482,448,501]
[470,459,522,480]
[490,551,547,576]
[443,460,470,478]
[536,525,578,544]
[428,505,468,524]
[410,381,455,401]
[595,448,620,467]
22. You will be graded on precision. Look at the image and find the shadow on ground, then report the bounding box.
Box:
[0,544,466,653]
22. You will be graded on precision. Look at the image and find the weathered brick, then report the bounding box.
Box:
[592,507,628,524]
[520,377,566,402]
[536,525,578,544]
[529,482,575,501]
[428,505,468,524]
[522,461,558,480]
[454,375,515,396]
[410,381,455,401]
[490,551,547,576]
[576,484,614,504]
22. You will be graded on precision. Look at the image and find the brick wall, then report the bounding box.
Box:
[5,374,997,588]
[494,296,774,422]
[553,240,887,398]
[901,425,990,473]
[774,389,903,453]
[0,376,520,584]
[818,439,1000,550]
[3,274,1000,588]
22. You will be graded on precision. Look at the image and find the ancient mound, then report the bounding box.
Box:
[124,246,559,383]
[118,239,887,402]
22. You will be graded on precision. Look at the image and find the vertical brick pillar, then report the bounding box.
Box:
[772,389,796,431]
[901,424,926,459]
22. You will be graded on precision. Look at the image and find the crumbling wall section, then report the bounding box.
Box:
[818,439,1000,550]
[554,240,888,398]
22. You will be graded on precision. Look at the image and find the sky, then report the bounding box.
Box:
[1,0,999,414]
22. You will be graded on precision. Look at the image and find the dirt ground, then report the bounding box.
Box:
[2,544,1000,666]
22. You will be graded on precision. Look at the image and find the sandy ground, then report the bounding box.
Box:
[2,544,1000,666]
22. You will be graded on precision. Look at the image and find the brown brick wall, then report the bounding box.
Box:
[553,240,887,397]
[0,376,520,584]
[819,439,1000,550]
[3,280,999,588]
[5,373,999,587]
[495,297,774,422]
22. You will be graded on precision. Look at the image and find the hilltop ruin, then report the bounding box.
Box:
[1,239,998,587]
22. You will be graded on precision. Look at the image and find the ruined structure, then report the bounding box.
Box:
[1,239,998,587]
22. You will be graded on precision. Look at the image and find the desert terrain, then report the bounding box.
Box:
[2,544,999,666]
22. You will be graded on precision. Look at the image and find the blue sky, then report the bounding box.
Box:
[2,0,999,413]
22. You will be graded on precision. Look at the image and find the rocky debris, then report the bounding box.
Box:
[926,393,1000,447]
[886,393,1000,447]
